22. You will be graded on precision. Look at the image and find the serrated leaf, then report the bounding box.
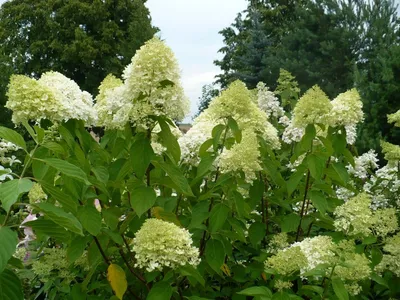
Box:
[281,213,301,233]
[24,219,71,242]
[209,203,229,233]
[0,126,27,151]
[131,134,154,178]
[0,269,24,300]
[38,158,90,185]
[286,166,306,196]
[198,138,213,156]
[107,264,127,300]
[332,278,349,300]
[40,181,77,213]
[227,117,242,143]
[237,286,272,297]
[78,205,102,236]
[147,281,173,300]
[152,206,180,226]
[0,227,18,273]
[67,236,88,264]
[153,159,194,196]
[309,190,328,214]
[34,203,83,235]
[205,239,225,274]
[307,154,325,180]
[179,265,205,287]
[248,222,266,247]
[0,178,33,212]
[158,118,181,163]
[130,186,156,217]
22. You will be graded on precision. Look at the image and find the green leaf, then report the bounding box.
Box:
[179,265,205,287]
[130,186,156,217]
[248,222,266,247]
[131,134,154,178]
[332,278,349,300]
[152,206,181,226]
[78,205,102,236]
[0,126,27,151]
[205,239,225,274]
[281,213,301,233]
[307,154,325,180]
[67,236,88,264]
[24,219,71,242]
[34,203,83,235]
[38,158,90,185]
[147,281,172,300]
[158,118,181,163]
[227,116,242,143]
[107,264,127,300]
[0,269,24,300]
[40,181,77,213]
[371,273,389,288]
[0,178,33,212]
[209,203,229,233]
[153,159,194,196]
[309,190,328,214]
[0,227,18,273]
[196,153,216,179]
[41,141,66,154]
[198,138,213,156]
[332,163,349,185]
[286,166,306,196]
[237,286,272,297]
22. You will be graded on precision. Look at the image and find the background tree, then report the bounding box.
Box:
[0,0,157,127]
[194,83,220,118]
[214,0,400,154]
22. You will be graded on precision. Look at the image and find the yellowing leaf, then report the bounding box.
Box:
[221,263,231,277]
[107,264,127,300]
[151,206,181,226]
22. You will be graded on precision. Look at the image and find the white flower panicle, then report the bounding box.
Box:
[328,89,364,127]
[179,80,280,182]
[257,82,284,119]
[131,218,200,272]
[346,150,379,180]
[6,72,96,125]
[96,37,189,129]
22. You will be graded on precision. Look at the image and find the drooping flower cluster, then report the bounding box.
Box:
[179,80,280,182]
[6,72,96,125]
[131,218,200,272]
[257,82,284,119]
[334,193,398,237]
[95,37,189,130]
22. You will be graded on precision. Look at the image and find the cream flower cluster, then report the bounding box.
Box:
[381,141,400,162]
[179,80,279,182]
[95,37,189,130]
[376,233,400,276]
[328,89,364,127]
[28,183,47,204]
[364,165,400,209]
[256,82,284,119]
[6,72,96,125]
[334,193,398,237]
[346,150,379,180]
[0,139,21,167]
[131,218,200,272]
[388,109,400,127]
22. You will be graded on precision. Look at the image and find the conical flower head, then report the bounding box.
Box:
[388,109,400,127]
[293,85,331,127]
[131,218,200,272]
[122,37,189,123]
[328,88,364,127]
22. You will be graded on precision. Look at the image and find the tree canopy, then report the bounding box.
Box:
[0,0,157,127]
[213,0,400,153]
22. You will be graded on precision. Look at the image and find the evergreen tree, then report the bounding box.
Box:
[0,0,157,127]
